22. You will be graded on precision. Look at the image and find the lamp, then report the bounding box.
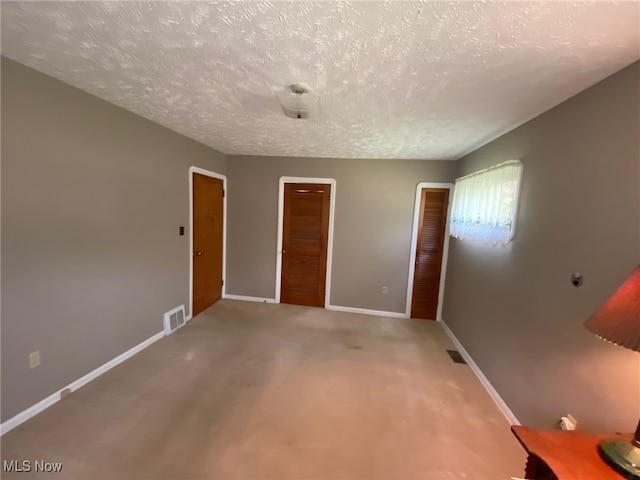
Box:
[584,265,640,479]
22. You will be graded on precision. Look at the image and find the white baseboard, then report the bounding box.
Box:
[221,296,407,319]
[0,330,164,436]
[438,318,520,426]
[223,294,277,303]
[185,314,193,323]
[326,304,409,319]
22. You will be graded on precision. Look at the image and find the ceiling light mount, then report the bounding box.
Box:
[277,82,319,120]
[290,83,310,95]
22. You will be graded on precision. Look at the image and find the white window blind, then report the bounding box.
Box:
[450,160,523,245]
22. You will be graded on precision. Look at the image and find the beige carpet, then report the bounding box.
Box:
[1,299,526,479]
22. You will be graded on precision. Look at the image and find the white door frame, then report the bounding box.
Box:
[189,166,227,318]
[405,182,454,320]
[275,176,337,307]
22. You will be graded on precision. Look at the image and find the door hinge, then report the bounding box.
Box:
[223,189,225,197]
[221,279,224,286]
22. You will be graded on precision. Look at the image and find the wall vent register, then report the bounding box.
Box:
[164,305,186,335]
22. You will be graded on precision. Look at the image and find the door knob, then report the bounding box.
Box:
[194,251,203,256]
[282,250,286,254]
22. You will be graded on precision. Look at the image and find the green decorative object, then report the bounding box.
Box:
[599,423,640,480]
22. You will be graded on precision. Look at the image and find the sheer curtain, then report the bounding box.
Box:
[450,160,523,245]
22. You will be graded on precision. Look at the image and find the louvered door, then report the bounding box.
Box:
[281,183,331,307]
[411,188,449,320]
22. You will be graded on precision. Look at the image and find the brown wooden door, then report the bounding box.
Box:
[281,183,331,307]
[411,188,449,320]
[192,173,224,316]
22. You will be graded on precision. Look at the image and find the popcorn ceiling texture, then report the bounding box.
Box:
[2,1,639,160]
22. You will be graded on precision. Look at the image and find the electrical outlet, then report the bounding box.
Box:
[382,286,388,294]
[29,351,40,369]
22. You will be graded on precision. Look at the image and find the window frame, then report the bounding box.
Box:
[449,159,524,245]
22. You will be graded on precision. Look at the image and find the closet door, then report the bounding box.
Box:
[280,183,331,307]
[411,188,449,320]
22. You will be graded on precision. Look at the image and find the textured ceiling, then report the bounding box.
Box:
[2,1,639,160]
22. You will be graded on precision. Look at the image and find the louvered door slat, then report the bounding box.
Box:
[411,188,449,320]
[281,183,331,307]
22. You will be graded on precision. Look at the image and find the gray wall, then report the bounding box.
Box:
[442,61,640,432]
[226,156,456,313]
[1,58,227,421]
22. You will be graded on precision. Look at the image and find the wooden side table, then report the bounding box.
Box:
[511,425,633,480]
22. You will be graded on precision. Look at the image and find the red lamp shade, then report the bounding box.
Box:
[584,265,640,353]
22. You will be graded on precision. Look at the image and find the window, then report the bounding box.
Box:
[450,160,523,245]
